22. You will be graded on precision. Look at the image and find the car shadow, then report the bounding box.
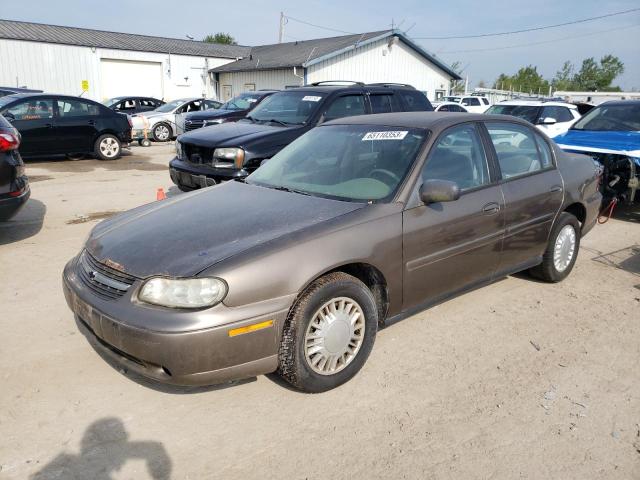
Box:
[0,197,46,245]
[612,203,640,223]
[29,417,172,480]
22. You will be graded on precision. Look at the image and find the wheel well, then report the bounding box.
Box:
[325,263,390,325]
[564,202,586,226]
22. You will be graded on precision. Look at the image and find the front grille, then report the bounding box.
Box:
[184,144,214,165]
[184,120,205,131]
[78,250,137,300]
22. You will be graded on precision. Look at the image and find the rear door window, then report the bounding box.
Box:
[464,98,481,107]
[323,94,366,121]
[57,99,101,117]
[369,94,394,114]
[486,122,547,179]
[400,91,431,112]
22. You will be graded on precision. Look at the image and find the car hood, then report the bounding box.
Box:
[179,121,299,147]
[85,181,364,278]
[554,129,640,159]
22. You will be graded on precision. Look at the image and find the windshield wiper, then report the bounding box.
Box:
[244,115,257,123]
[263,118,290,126]
[271,185,310,196]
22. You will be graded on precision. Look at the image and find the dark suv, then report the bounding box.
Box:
[0,114,29,221]
[170,82,432,190]
[183,91,278,132]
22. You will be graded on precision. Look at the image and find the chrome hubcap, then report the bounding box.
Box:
[553,224,576,272]
[99,137,119,157]
[155,125,169,140]
[304,297,365,375]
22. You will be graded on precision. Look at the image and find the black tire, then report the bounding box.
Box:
[153,123,172,142]
[177,184,195,192]
[529,212,581,282]
[94,134,121,160]
[278,272,378,393]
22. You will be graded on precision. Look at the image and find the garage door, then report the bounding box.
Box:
[100,59,163,101]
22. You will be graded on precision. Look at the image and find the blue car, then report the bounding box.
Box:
[554,100,640,205]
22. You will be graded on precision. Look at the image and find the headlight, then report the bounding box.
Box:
[175,141,183,159]
[213,147,245,168]
[204,119,224,126]
[138,277,227,308]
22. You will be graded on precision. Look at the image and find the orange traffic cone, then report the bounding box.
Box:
[156,188,166,201]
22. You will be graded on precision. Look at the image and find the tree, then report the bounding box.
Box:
[572,55,624,91]
[477,80,487,88]
[203,33,237,45]
[449,61,466,94]
[552,61,575,91]
[493,66,549,94]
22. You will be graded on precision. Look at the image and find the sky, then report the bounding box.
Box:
[3,0,640,90]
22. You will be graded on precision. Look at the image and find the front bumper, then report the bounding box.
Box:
[169,157,247,188]
[0,184,30,221]
[63,256,293,386]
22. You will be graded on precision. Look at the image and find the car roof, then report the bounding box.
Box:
[0,93,102,103]
[495,100,577,108]
[325,111,532,130]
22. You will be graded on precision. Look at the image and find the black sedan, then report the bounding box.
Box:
[0,114,29,221]
[103,96,165,114]
[183,91,277,132]
[0,94,132,160]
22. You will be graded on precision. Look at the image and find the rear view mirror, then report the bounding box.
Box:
[419,180,461,204]
[541,117,557,125]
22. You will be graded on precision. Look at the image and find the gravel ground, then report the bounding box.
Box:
[1,143,639,479]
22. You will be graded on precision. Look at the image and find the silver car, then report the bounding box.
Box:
[131,98,221,142]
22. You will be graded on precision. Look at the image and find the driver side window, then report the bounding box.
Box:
[422,124,490,190]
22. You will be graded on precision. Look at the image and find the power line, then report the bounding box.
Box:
[284,15,357,35]
[434,22,640,54]
[413,7,640,39]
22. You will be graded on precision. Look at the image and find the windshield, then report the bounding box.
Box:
[154,99,184,113]
[486,104,541,124]
[246,91,326,125]
[247,124,427,202]
[571,103,640,132]
[221,93,262,111]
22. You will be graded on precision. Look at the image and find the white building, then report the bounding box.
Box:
[0,19,249,101]
[211,31,461,102]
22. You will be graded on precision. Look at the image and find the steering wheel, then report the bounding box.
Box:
[370,169,401,185]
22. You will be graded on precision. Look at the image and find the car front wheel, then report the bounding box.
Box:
[94,134,121,160]
[278,272,377,393]
[529,212,581,282]
[153,123,172,142]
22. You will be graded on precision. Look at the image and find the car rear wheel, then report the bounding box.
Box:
[153,123,172,142]
[278,272,377,393]
[94,134,121,160]
[529,212,581,282]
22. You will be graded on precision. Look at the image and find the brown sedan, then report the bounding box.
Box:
[63,112,601,392]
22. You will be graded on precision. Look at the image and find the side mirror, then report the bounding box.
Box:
[419,179,461,205]
[541,117,557,125]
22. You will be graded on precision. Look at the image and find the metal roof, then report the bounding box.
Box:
[0,19,250,59]
[211,30,461,80]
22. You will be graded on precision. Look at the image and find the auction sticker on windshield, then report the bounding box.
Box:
[362,131,408,141]
[302,96,322,102]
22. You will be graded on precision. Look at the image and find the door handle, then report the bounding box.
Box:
[482,202,500,215]
[45,123,54,128]
[550,185,563,193]
[88,120,96,126]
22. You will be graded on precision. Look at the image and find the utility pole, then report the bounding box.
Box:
[279,12,285,43]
